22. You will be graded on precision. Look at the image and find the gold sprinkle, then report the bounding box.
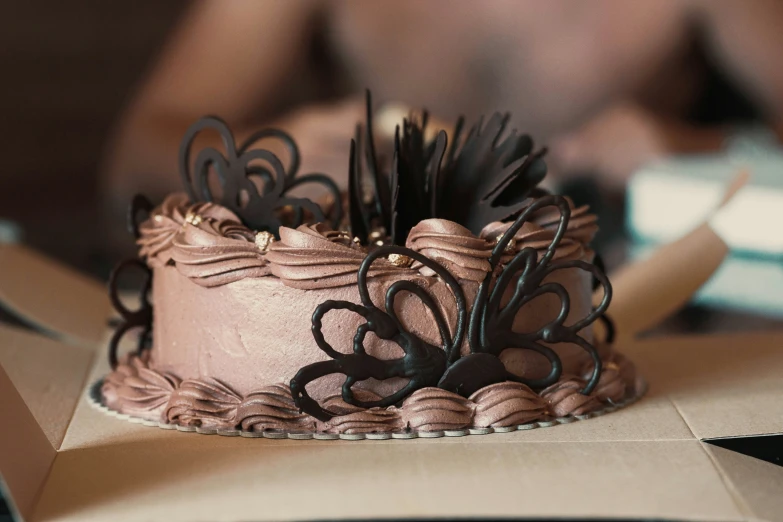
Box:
[387,253,413,268]
[352,236,362,245]
[495,235,516,253]
[368,229,386,242]
[184,211,203,226]
[255,231,276,252]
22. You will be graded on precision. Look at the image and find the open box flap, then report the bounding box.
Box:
[0,324,95,449]
[0,324,95,522]
[599,172,745,340]
[705,443,783,522]
[0,244,109,348]
[0,364,57,522]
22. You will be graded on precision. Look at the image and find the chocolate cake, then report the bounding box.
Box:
[99,93,644,439]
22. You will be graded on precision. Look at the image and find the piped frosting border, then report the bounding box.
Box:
[96,350,646,439]
[140,193,597,290]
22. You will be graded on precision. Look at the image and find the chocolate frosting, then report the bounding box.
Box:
[235,384,315,432]
[103,353,636,434]
[138,192,271,287]
[139,195,595,289]
[470,382,549,428]
[165,379,242,429]
[480,197,597,262]
[101,352,180,420]
[266,223,413,289]
[531,199,598,245]
[540,376,603,417]
[318,392,404,434]
[406,219,493,282]
[400,388,473,431]
[170,209,270,288]
[137,193,190,266]
[580,351,637,404]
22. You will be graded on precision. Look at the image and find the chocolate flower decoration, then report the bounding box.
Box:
[290,246,468,422]
[349,91,548,245]
[467,195,612,394]
[266,223,409,289]
[179,116,342,236]
[292,194,612,420]
[107,258,152,370]
[106,194,160,369]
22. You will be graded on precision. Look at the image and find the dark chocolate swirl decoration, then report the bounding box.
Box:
[290,245,468,422]
[107,258,153,370]
[179,116,342,236]
[467,195,611,395]
[128,194,153,240]
[108,194,157,370]
[291,194,612,420]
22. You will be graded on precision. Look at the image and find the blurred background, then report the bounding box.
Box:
[1,0,783,322]
[0,1,187,276]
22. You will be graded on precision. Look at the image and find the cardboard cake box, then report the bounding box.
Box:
[1,221,782,522]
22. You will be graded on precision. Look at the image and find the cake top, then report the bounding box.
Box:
[111,91,612,422]
[172,91,554,244]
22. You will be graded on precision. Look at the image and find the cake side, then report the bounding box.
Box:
[142,194,602,398]
[149,247,599,399]
[100,191,639,435]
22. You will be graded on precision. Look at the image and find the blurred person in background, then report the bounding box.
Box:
[101,0,783,247]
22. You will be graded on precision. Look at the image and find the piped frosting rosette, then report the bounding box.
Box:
[137,193,190,265]
[169,206,270,287]
[266,223,415,289]
[101,352,180,420]
[480,196,598,262]
[405,219,493,282]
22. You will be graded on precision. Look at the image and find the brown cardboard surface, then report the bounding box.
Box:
[706,443,783,522]
[0,364,56,522]
[624,331,783,439]
[35,440,741,522]
[0,244,109,348]
[0,324,94,448]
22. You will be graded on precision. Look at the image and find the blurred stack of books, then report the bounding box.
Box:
[626,146,783,317]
